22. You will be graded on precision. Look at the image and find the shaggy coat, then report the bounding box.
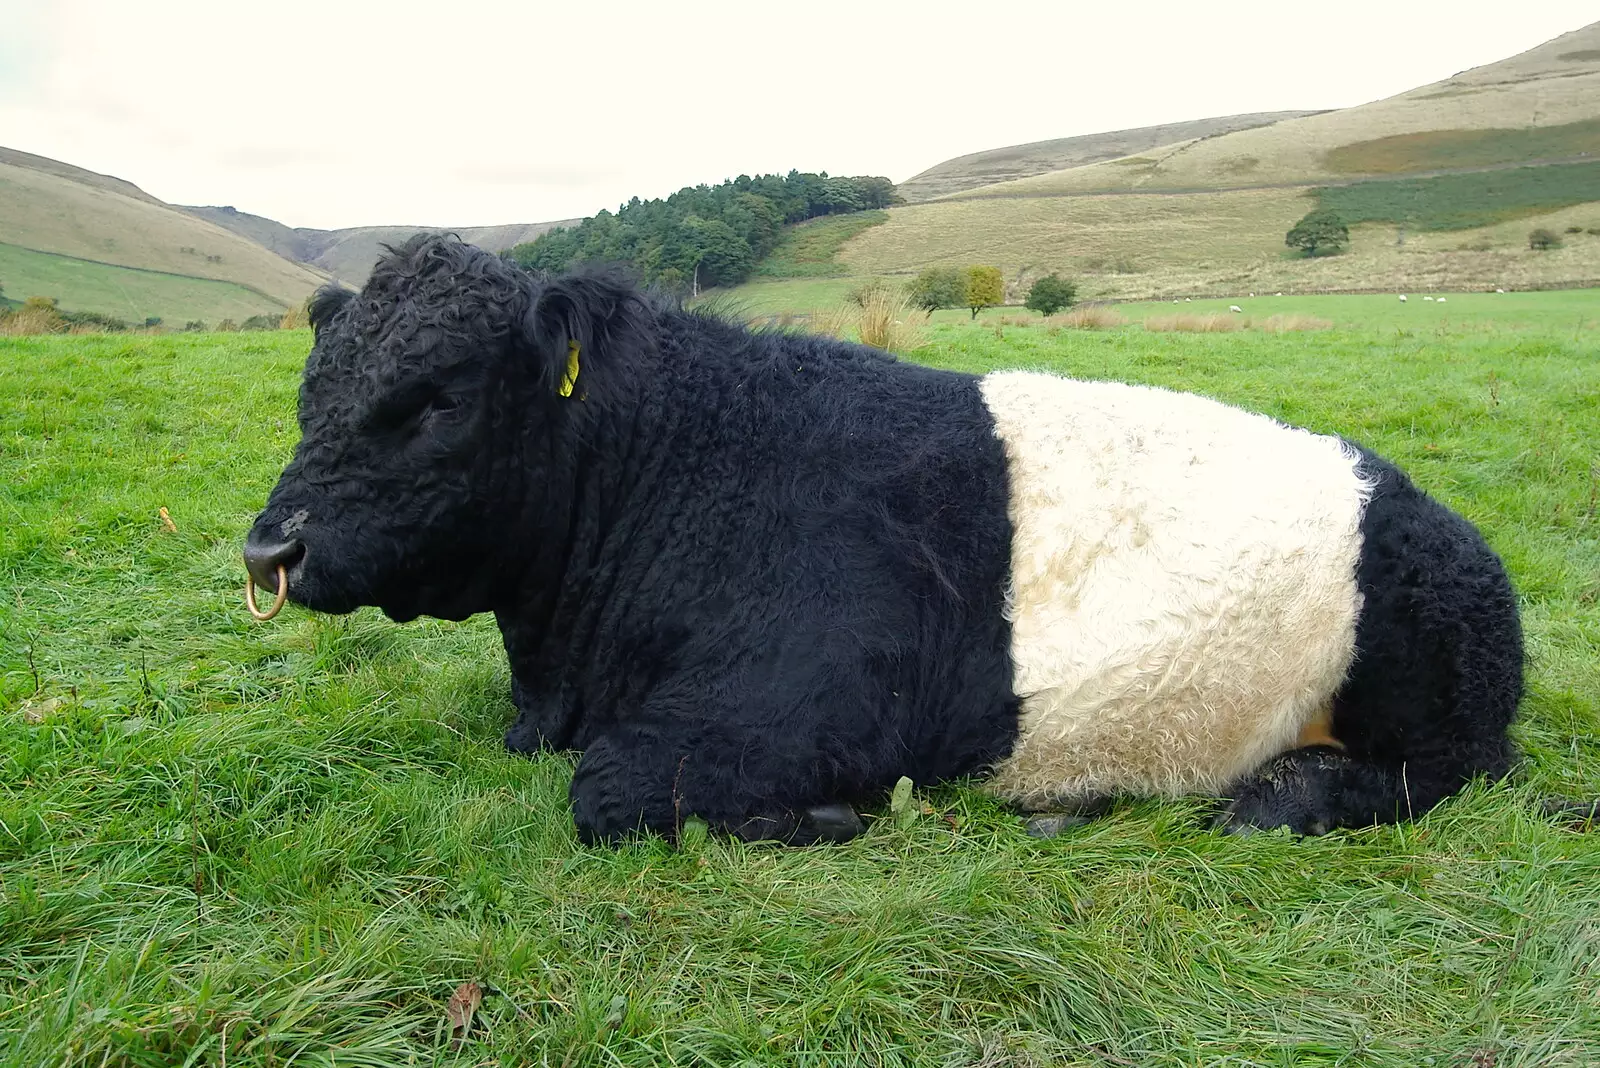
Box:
[245,235,1523,844]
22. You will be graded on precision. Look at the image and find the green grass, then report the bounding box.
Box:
[0,242,287,325]
[1114,289,1600,329]
[2,316,1599,1066]
[1314,161,1600,231]
[754,212,889,278]
[1325,118,1600,175]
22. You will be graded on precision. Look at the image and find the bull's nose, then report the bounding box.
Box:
[243,539,304,590]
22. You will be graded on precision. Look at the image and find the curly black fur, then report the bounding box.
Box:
[247,234,1527,845]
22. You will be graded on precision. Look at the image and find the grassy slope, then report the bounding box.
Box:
[896,111,1324,202]
[2,306,1598,1066]
[0,160,325,310]
[754,212,889,278]
[0,243,288,324]
[950,22,1600,199]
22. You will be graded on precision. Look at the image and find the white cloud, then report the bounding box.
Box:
[0,0,1593,229]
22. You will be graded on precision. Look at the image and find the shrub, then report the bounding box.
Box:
[182,321,208,332]
[1047,307,1125,331]
[1286,209,1349,256]
[964,265,1004,320]
[59,310,130,333]
[1024,274,1078,316]
[216,319,240,332]
[906,267,966,313]
[240,314,281,331]
[1528,228,1561,250]
[1564,225,1583,233]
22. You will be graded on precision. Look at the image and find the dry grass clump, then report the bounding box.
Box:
[1259,314,1333,333]
[1047,306,1126,330]
[0,298,67,336]
[810,288,928,354]
[1144,313,1245,333]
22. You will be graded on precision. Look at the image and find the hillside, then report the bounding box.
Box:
[947,21,1600,199]
[896,111,1325,202]
[0,149,327,321]
[824,20,1600,303]
[181,205,577,285]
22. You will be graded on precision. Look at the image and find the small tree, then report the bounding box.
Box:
[964,265,1004,320]
[907,267,966,313]
[1528,228,1561,251]
[1024,274,1077,316]
[1285,210,1349,256]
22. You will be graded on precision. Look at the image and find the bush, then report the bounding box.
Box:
[1024,274,1078,316]
[240,314,281,331]
[1286,209,1349,256]
[906,267,966,313]
[59,310,130,333]
[216,319,240,332]
[1528,228,1562,251]
[963,265,1004,320]
[182,321,208,332]
[1564,225,1583,233]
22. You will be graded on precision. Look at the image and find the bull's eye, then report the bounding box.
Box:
[367,385,459,435]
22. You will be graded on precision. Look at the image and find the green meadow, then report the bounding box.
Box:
[2,298,1598,1066]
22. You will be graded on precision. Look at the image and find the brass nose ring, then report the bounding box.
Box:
[245,564,288,621]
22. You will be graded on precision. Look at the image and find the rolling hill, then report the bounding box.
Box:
[0,150,328,322]
[822,19,1600,303]
[895,111,1325,202]
[179,206,578,285]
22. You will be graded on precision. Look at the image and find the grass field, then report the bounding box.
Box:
[0,243,289,325]
[3,310,1599,1066]
[1315,162,1600,231]
[1324,117,1600,175]
[832,187,1600,302]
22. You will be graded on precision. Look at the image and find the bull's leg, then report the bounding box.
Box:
[1215,745,1474,835]
[504,675,580,754]
[568,721,864,846]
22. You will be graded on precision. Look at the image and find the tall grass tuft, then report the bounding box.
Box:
[1047,306,1127,330]
[1144,313,1245,333]
[1259,314,1334,333]
[812,288,928,354]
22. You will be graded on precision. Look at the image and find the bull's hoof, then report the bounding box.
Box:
[797,803,865,844]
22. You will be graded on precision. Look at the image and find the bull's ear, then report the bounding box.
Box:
[308,285,354,335]
[520,271,647,399]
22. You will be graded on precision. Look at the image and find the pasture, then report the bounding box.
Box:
[2,305,1598,1066]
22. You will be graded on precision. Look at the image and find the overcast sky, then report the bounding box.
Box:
[1,1,1594,231]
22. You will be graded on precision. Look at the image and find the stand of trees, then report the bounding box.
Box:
[508,171,899,292]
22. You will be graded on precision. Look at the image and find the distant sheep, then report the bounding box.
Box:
[1437,297,1447,303]
[1399,295,1408,302]
[1229,305,1243,313]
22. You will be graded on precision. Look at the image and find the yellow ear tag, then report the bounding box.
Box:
[559,340,580,398]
